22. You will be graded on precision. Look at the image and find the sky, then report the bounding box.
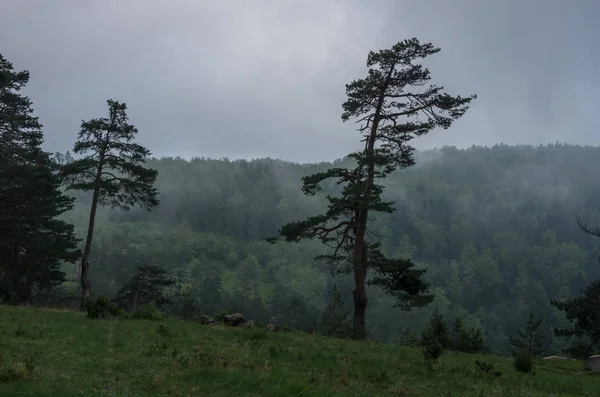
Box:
[1,0,599,163]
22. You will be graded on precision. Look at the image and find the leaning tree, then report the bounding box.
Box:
[269,38,476,339]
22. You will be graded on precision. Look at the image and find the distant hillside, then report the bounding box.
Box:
[58,144,600,353]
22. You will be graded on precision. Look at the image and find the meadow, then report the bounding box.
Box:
[0,305,596,397]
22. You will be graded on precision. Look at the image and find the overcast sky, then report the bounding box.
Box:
[1,1,599,163]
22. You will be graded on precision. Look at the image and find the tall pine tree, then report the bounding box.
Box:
[60,99,159,309]
[0,54,80,303]
[269,38,476,339]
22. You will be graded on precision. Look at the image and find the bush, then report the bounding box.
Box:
[0,354,36,382]
[423,340,444,364]
[421,310,449,364]
[85,295,121,319]
[214,308,236,322]
[567,336,592,359]
[475,359,503,378]
[179,292,199,320]
[513,352,533,373]
[321,284,352,339]
[464,328,487,354]
[132,302,164,321]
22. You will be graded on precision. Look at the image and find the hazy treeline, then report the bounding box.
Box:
[55,143,600,353]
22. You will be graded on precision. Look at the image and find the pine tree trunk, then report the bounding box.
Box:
[79,194,98,310]
[352,286,368,339]
[351,225,369,339]
[350,64,394,339]
[79,162,104,311]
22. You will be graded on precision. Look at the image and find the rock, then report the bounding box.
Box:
[584,355,600,372]
[241,320,255,329]
[199,315,216,325]
[266,323,290,332]
[542,356,568,360]
[266,324,282,332]
[224,313,246,326]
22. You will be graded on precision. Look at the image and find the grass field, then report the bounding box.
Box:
[0,305,596,397]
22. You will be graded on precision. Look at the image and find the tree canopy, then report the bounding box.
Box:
[0,54,80,303]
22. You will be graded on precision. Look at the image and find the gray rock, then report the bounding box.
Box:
[542,355,567,360]
[584,355,600,372]
[241,320,255,329]
[266,323,283,332]
[266,323,290,332]
[224,313,246,326]
[199,315,216,325]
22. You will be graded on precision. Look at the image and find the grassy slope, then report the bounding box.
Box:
[0,306,596,397]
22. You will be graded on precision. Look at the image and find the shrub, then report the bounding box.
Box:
[513,352,533,373]
[0,354,36,383]
[423,340,444,364]
[156,323,170,337]
[214,308,236,322]
[132,302,164,321]
[464,327,487,354]
[421,310,449,364]
[566,336,592,359]
[179,291,199,320]
[321,284,352,339]
[475,359,503,378]
[85,295,121,319]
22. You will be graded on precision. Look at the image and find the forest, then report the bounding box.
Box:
[2,38,600,362]
[53,143,600,354]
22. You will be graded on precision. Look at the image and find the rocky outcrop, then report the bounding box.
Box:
[197,312,263,330]
[223,313,246,326]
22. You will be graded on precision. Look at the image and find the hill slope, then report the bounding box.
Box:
[0,305,596,397]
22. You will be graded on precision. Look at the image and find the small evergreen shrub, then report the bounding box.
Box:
[214,308,236,322]
[156,323,170,337]
[566,336,591,359]
[475,359,503,378]
[321,284,352,339]
[513,352,533,373]
[179,292,199,320]
[85,295,121,319]
[421,310,449,364]
[465,327,487,354]
[132,302,163,321]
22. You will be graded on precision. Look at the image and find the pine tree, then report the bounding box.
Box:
[451,316,467,351]
[0,54,80,303]
[198,260,223,315]
[115,265,175,311]
[60,100,159,309]
[551,280,600,357]
[269,38,476,339]
[421,310,450,363]
[321,284,352,339]
[509,309,545,357]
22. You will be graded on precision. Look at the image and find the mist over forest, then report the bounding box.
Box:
[50,143,600,353]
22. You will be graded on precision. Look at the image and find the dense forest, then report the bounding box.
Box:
[50,143,600,354]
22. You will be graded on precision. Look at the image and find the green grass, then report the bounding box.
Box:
[0,305,596,396]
